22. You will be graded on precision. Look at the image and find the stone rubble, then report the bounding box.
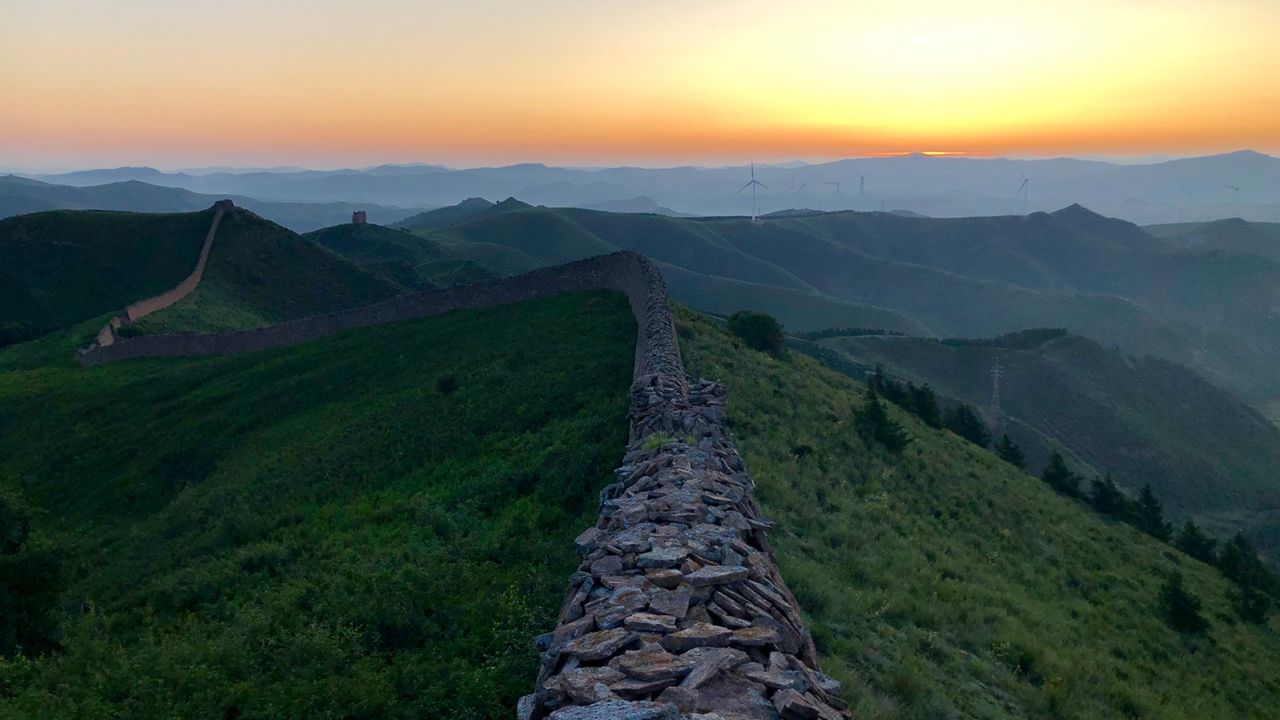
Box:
[520,258,847,719]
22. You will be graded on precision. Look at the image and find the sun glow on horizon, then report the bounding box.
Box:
[2,0,1278,168]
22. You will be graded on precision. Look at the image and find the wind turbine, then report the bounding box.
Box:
[736,161,769,222]
[856,173,867,196]
[1016,175,1031,213]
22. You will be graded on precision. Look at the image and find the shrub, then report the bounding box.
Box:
[1134,485,1172,542]
[1174,520,1217,565]
[854,387,911,453]
[727,311,785,356]
[435,374,458,396]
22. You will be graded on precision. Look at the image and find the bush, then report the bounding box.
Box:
[1175,520,1217,565]
[994,435,1025,469]
[1159,572,1208,633]
[727,311,785,356]
[435,374,458,396]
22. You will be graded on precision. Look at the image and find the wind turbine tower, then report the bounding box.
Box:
[736,161,769,222]
[1016,175,1031,213]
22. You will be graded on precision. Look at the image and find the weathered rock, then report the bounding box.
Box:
[574,527,603,555]
[589,586,650,629]
[545,667,625,704]
[772,688,821,720]
[645,568,684,588]
[681,647,748,689]
[547,699,681,720]
[590,555,624,577]
[686,565,749,587]
[730,624,781,647]
[517,693,538,720]
[609,646,695,681]
[662,622,732,653]
[624,612,679,633]
[648,587,692,619]
[637,546,689,569]
[562,628,633,661]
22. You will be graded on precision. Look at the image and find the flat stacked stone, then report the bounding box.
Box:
[521,256,847,719]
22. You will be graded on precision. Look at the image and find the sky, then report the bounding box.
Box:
[2,0,1279,170]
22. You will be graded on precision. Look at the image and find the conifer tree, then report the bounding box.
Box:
[855,387,911,453]
[1040,451,1079,497]
[1135,484,1172,542]
[1088,473,1133,521]
[994,434,1025,469]
[1159,572,1208,633]
[1218,533,1278,596]
[944,403,991,448]
[909,383,942,429]
[1174,520,1218,565]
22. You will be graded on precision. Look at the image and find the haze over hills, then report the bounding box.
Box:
[0,175,417,232]
[399,199,1280,417]
[19,149,1280,224]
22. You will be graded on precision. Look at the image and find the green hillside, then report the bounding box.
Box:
[405,200,1280,411]
[676,308,1280,719]
[1148,218,1280,263]
[133,209,399,334]
[0,209,213,345]
[816,330,1280,555]
[302,222,496,290]
[0,291,635,719]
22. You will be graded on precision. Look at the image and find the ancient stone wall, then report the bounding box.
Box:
[75,246,847,719]
[81,200,232,351]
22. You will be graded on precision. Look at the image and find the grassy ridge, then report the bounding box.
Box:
[0,209,212,339]
[134,209,398,334]
[0,291,635,719]
[677,308,1280,719]
[303,222,496,290]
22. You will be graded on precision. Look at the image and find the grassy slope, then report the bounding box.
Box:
[0,209,211,333]
[817,332,1280,552]
[303,223,495,290]
[677,307,1280,720]
[134,209,398,334]
[0,291,634,719]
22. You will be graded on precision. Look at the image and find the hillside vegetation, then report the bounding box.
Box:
[815,330,1280,554]
[302,222,495,290]
[404,200,1280,411]
[0,209,212,344]
[0,291,635,719]
[676,308,1280,719]
[133,208,399,334]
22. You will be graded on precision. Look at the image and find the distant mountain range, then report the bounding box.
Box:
[19,150,1280,224]
[0,175,417,232]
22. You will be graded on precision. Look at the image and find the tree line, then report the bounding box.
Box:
[858,363,1277,629]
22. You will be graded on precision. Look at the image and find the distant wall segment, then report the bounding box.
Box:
[80,199,232,354]
[76,245,848,719]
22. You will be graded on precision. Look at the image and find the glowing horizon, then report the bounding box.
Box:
[3,0,1278,170]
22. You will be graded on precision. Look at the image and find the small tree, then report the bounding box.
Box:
[728,311,785,356]
[1159,572,1208,633]
[944,404,991,448]
[909,383,942,429]
[1134,484,1172,543]
[1229,584,1273,624]
[1174,520,1218,565]
[1041,451,1079,497]
[993,434,1025,469]
[868,365,909,406]
[1218,533,1277,596]
[855,387,911,453]
[1088,473,1133,522]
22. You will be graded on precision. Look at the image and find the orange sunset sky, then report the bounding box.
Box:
[2,0,1278,169]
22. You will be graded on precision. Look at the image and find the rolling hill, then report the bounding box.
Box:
[815,329,1280,555]
[302,222,495,290]
[402,200,1280,412]
[0,209,214,344]
[687,307,1280,718]
[0,175,417,232]
[132,208,399,334]
[0,291,636,718]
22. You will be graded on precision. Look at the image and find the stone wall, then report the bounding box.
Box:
[75,246,847,719]
[80,200,232,352]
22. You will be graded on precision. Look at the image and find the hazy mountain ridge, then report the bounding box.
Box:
[22,149,1280,224]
